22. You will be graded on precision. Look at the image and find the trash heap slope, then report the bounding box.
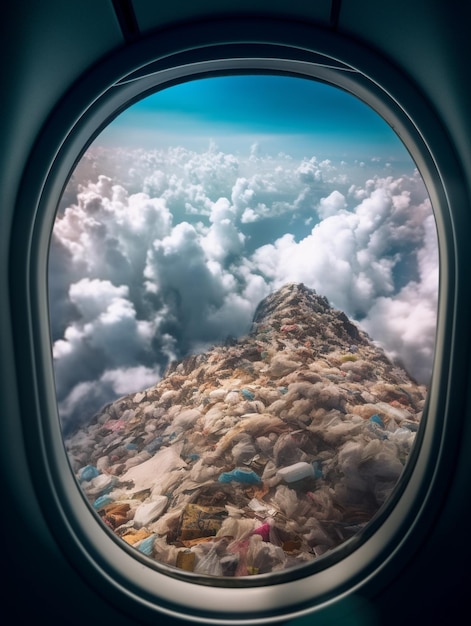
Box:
[65,282,427,578]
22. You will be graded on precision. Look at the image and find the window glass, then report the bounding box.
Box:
[49,75,438,578]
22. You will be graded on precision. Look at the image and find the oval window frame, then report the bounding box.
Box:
[13,17,463,624]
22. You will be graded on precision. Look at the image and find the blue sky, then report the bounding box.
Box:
[100,75,408,162]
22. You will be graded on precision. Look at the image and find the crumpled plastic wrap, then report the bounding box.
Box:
[66,284,427,578]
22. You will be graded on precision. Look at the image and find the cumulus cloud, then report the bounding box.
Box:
[317,190,347,219]
[362,212,439,382]
[202,197,246,262]
[51,278,161,430]
[250,174,434,320]
[49,145,438,432]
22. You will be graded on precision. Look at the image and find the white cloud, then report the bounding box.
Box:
[50,147,438,431]
[202,197,245,262]
[362,212,438,382]
[52,278,159,413]
[317,190,347,219]
[58,364,162,431]
[250,174,434,323]
[101,365,162,396]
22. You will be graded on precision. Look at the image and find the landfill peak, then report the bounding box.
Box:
[65,282,427,578]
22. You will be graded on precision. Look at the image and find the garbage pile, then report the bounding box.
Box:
[65,283,427,578]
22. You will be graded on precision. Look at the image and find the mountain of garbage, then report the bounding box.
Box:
[65,283,426,578]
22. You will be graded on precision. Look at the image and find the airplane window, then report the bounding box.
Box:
[48,74,438,580]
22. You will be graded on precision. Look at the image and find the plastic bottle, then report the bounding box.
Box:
[276,461,315,483]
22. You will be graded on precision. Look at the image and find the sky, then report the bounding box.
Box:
[99,75,411,162]
[48,74,439,434]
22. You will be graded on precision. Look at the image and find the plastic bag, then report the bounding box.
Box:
[83,473,116,497]
[120,442,187,493]
[152,536,181,567]
[78,464,100,482]
[163,408,200,435]
[272,485,299,518]
[241,388,255,401]
[255,435,275,455]
[273,433,304,466]
[231,436,257,465]
[218,468,261,485]
[194,542,223,577]
[268,354,300,377]
[133,496,168,528]
[251,520,271,541]
[217,516,257,541]
[136,534,156,556]
[251,537,287,574]
[228,538,250,576]
[93,494,114,510]
[188,457,220,483]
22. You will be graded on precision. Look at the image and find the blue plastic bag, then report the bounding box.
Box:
[241,389,255,400]
[79,465,100,482]
[218,468,261,485]
[93,495,114,510]
[370,414,384,427]
[137,534,156,556]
